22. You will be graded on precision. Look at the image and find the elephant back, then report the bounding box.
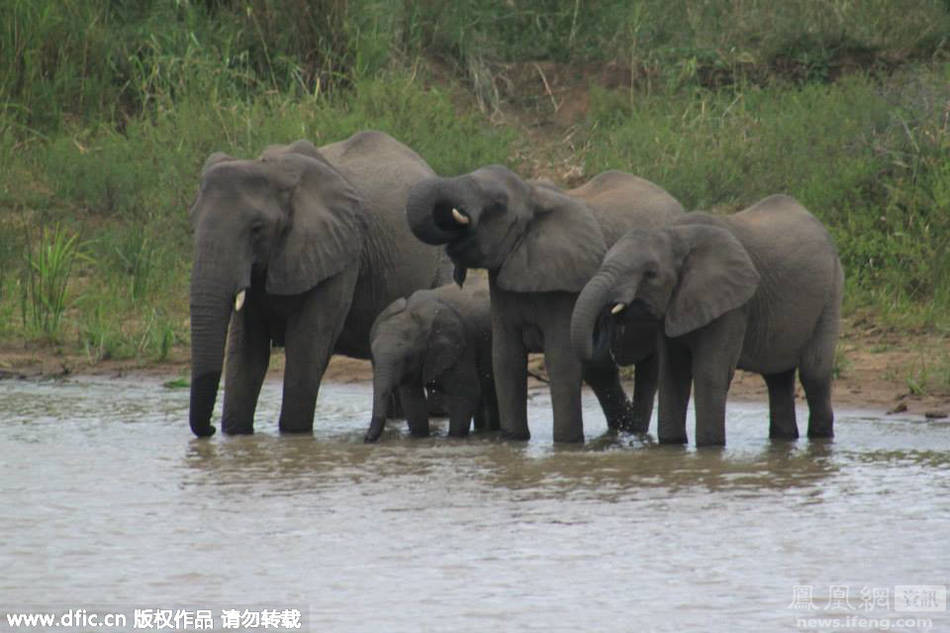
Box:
[565,170,684,247]
[678,196,843,373]
[319,131,453,357]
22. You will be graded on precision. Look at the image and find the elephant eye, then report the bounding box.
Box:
[482,201,505,217]
[250,221,265,236]
[644,268,658,280]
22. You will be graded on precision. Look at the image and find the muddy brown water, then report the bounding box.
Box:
[1,377,948,632]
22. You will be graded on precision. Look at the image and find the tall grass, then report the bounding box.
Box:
[3,0,947,133]
[22,225,82,341]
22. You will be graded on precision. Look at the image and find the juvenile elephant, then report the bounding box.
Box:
[364,279,498,442]
[571,194,844,446]
[407,166,683,443]
[188,131,450,438]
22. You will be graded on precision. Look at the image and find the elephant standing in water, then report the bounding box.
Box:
[364,279,498,442]
[571,195,843,446]
[188,131,450,438]
[407,167,683,443]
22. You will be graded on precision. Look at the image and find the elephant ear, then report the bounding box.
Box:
[665,224,760,338]
[265,153,365,295]
[496,187,607,293]
[422,303,467,383]
[201,152,235,175]
[190,153,237,225]
[370,297,408,343]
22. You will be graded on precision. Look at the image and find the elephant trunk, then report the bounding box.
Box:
[365,360,399,442]
[188,248,245,438]
[189,297,231,437]
[571,270,618,363]
[406,176,479,245]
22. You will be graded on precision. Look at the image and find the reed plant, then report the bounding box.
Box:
[21,225,82,341]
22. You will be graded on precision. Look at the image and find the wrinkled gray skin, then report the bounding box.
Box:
[572,194,844,446]
[364,279,498,442]
[407,166,683,443]
[189,131,450,438]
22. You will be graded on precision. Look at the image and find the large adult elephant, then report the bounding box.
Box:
[571,194,844,446]
[406,166,683,443]
[188,131,450,438]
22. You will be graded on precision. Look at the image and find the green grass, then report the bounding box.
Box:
[0,0,947,362]
[904,349,950,396]
[163,376,190,390]
[21,225,83,341]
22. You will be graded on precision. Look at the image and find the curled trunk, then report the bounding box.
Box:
[570,271,616,363]
[406,176,478,245]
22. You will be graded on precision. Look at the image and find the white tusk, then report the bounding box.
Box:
[611,303,626,315]
[451,208,470,225]
[234,289,246,312]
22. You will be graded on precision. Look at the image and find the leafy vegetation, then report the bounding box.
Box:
[0,0,947,361]
[21,225,83,341]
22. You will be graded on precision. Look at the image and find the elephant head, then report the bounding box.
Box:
[406,165,607,292]
[188,141,364,437]
[364,292,466,442]
[571,223,761,361]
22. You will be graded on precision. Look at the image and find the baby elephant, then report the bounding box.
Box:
[571,195,843,446]
[364,280,498,442]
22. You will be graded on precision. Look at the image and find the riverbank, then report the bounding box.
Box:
[2,316,946,419]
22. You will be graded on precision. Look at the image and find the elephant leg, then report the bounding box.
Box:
[631,354,659,433]
[221,300,270,435]
[691,363,733,447]
[544,322,585,444]
[582,361,634,432]
[279,269,357,434]
[387,391,404,419]
[765,368,799,439]
[799,308,837,439]
[493,319,529,440]
[474,395,501,432]
[476,364,500,432]
[801,373,834,439]
[447,396,476,438]
[399,383,430,437]
[657,337,691,444]
[690,314,746,447]
[473,404,486,431]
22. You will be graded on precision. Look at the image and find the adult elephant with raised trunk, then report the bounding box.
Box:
[188,131,450,438]
[406,167,683,443]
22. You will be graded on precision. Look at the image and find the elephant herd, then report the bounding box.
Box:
[188,130,843,447]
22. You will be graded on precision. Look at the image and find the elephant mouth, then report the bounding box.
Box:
[433,201,473,234]
[610,298,660,322]
[445,235,486,268]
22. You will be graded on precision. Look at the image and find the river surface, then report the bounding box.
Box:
[1,377,948,632]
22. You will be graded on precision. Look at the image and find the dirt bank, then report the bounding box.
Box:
[2,317,946,419]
